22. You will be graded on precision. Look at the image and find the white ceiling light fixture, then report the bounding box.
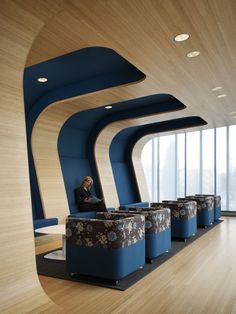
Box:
[105,105,112,109]
[37,77,48,83]
[212,86,222,91]
[174,33,190,42]
[217,94,227,98]
[187,51,200,58]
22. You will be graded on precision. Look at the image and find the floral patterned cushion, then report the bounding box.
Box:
[118,207,171,234]
[195,194,221,208]
[214,196,221,208]
[184,196,214,211]
[150,201,197,220]
[66,214,145,249]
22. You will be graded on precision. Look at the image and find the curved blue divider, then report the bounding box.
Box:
[24,47,145,219]
[59,94,186,211]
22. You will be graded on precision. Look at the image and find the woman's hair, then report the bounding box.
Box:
[81,176,93,187]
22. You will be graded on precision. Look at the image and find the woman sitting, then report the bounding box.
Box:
[75,176,107,212]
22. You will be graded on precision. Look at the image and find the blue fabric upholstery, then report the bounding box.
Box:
[66,214,145,280]
[114,208,171,259]
[33,218,58,237]
[66,241,145,280]
[195,194,221,221]
[151,201,197,240]
[68,212,96,219]
[69,208,115,219]
[214,207,221,221]
[181,196,215,227]
[119,202,149,211]
[171,216,197,239]
[197,210,214,227]
[146,229,171,259]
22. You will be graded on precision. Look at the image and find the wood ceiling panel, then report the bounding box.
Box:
[26,0,236,127]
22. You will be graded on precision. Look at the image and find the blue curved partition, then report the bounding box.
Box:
[58,94,186,212]
[23,47,145,220]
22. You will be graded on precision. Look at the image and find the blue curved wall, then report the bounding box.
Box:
[58,94,186,211]
[24,47,145,218]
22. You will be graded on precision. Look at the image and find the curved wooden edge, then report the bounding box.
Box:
[0,1,63,312]
[132,135,154,202]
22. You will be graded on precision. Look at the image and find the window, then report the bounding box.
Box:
[159,135,175,201]
[186,131,200,195]
[202,129,215,194]
[216,127,227,210]
[141,140,153,200]
[229,125,236,211]
[141,125,235,211]
[176,133,185,198]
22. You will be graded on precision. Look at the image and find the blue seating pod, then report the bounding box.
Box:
[150,201,197,240]
[178,196,214,227]
[66,213,145,281]
[121,207,171,260]
[195,194,221,221]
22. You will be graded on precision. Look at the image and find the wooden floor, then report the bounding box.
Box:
[35,217,236,314]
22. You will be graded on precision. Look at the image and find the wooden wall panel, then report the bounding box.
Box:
[132,136,154,202]
[0,1,62,312]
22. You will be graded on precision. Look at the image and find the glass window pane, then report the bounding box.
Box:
[141,140,153,200]
[202,129,215,194]
[152,138,158,202]
[159,134,175,201]
[229,125,236,211]
[186,131,200,195]
[177,133,185,198]
[216,127,227,210]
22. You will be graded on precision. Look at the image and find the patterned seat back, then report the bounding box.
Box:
[151,201,197,220]
[66,214,145,249]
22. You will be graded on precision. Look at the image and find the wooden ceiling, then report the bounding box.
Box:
[25,0,236,130]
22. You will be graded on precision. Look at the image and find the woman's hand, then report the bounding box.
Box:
[84,197,92,203]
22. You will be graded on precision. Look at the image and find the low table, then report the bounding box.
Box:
[35,224,66,261]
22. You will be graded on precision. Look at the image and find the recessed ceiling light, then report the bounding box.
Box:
[174,33,190,42]
[187,51,200,58]
[105,105,112,109]
[37,77,48,83]
[217,94,227,98]
[212,86,222,91]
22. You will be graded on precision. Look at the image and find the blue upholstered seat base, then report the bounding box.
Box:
[66,240,145,280]
[119,202,149,211]
[69,208,115,219]
[197,209,214,227]
[69,211,97,219]
[33,218,58,236]
[171,216,197,239]
[146,228,171,259]
[214,207,221,221]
